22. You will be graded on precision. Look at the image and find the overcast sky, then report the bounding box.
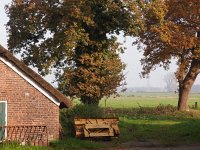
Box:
[1,0,198,88]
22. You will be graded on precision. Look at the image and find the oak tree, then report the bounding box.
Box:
[6,0,137,105]
[133,0,200,111]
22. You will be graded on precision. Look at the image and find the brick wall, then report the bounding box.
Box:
[0,60,60,141]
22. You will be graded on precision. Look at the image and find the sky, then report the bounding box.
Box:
[1,0,198,88]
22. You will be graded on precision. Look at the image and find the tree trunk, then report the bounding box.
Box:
[80,96,99,106]
[178,60,200,111]
[178,83,190,111]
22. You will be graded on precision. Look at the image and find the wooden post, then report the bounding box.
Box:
[195,102,198,109]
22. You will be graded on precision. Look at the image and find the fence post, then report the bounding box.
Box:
[195,102,198,109]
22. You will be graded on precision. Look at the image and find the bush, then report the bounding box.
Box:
[103,104,177,117]
[60,104,105,137]
[66,104,105,118]
[154,104,177,114]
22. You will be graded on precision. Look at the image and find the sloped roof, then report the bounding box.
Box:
[0,44,72,108]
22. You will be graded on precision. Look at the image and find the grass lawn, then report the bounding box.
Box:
[119,113,200,146]
[2,110,200,149]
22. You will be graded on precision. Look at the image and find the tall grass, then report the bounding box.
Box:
[0,143,47,150]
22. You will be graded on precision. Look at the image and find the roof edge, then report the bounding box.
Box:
[0,44,72,108]
[0,57,60,106]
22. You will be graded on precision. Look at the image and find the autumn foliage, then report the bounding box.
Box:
[6,0,199,109]
[133,0,200,111]
[6,0,137,105]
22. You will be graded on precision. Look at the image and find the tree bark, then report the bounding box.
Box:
[178,60,200,111]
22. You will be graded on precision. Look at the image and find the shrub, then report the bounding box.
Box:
[103,104,177,117]
[60,104,105,137]
[154,104,177,114]
[66,104,105,118]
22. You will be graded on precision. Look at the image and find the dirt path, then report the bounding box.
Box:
[112,146,200,150]
[108,140,200,150]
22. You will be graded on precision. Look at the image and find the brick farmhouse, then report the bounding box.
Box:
[0,44,71,142]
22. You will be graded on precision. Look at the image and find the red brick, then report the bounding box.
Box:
[0,61,59,141]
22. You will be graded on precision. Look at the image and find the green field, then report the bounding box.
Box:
[99,92,200,108]
[2,92,200,149]
[3,109,200,149]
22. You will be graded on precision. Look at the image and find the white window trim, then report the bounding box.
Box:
[0,57,60,106]
[0,101,7,138]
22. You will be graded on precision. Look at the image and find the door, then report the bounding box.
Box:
[0,102,6,139]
